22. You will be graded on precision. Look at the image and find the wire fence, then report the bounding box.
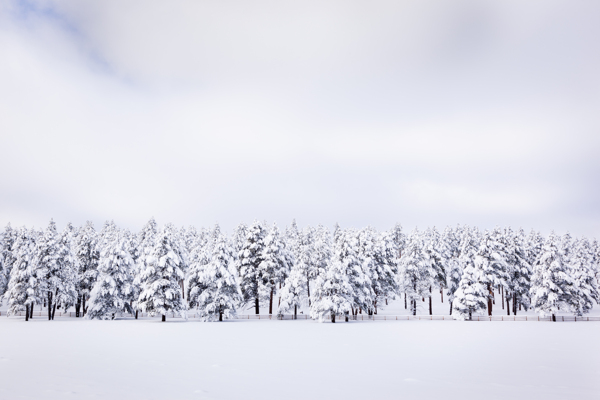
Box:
[2,310,599,322]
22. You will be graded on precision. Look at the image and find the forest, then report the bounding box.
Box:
[1,219,598,323]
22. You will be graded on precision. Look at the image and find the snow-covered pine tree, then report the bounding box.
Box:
[369,230,399,313]
[338,228,373,319]
[232,223,248,257]
[399,228,432,315]
[34,220,63,320]
[259,223,292,314]
[138,223,187,321]
[530,232,573,321]
[134,218,158,319]
[310,253,353,323]
[567,237,599,316]
[442,226,462,315]
[422,227,448,315]
[74,221,100,317]
[0,223,17,298]
[473,228,508,316]
[504,228,531,315]
[452,254,488,321]
[4,227,39,320]
[51,223,79,317]
[196,230,242,321]
[186,227,210,311]
[391,223,406,259]
[87,227,135,320]
[236,221,267,314]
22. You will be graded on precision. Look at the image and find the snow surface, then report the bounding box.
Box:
[0,315,599,400]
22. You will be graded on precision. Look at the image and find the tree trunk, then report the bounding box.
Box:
[219,311,223,322]
[269,286,274,315]
[429,286,432,315]
[487,284,493,316]
[449,300,453,315]
[29,304,34,319]
[468,311,472,321]
[331,313,335,323]
[47,292,53,321]
[513,295,517,315]
[75,295,81,318]
[82,295,87,317]
[412,299,416,316]
[51,302,57,320]
[552,314,556,322]
[278,282,281,307]
[345,312,349,322]
[306,273,311,307]
[254,298,259,315]
[162,315,166,322]
[519,302,521,311]
[501,286,504,309]
[25,304,29,321]
[506,292,510,316]
[404,293,407,309]
[440,288,443,303]
[135,310,138,320]
[294,304,297,320]
[180,280,185,300]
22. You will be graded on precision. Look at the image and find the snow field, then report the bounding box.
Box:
[0,317,598,400]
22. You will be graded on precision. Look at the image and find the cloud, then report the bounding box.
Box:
[0,0,598,237]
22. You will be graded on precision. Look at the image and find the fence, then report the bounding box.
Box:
[2,310,599,322]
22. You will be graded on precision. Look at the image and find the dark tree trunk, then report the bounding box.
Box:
[412,299,417,316]
[25,304,29,321]
[440,288,443,303]
[47,292,53,321]
[278,282,281,307]
[51,303,57,320]
[487,284,493,316]
[219,311,223,322]
[404,293,407,309]
[82,296,87,317]
[75,295,81,318]
[135,310,138,320]
[468,311,472,321]
[501,286,504,309]
[180,280,185,300]
[162,315,166,322]
[552,314,556,322]
[29,304,34,319]
[513,295,517,315]
[374,300,378,315]
[429,286,432,315]
[307,273,311,307]
[269,286,274,315]
[449,300,453,315]
[254,298,259,315]
[519,302,522,311]
[294,305,297,320]
[345,312,349,322]
[331,313,335,323]
[506,292,510,316]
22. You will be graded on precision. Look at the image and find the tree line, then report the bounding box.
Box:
[1,219,598,322]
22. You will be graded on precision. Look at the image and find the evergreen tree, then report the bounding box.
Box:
[338,229,373,318]
[399,229,432,315]
[567,237,599,316]
[310,255,353,323]
[134,218,158,318]
[504,228,531,315]
[443,226,462,315]
[259,223,292,314]
[452,257,488,320]
[87,228,135,319]
[186,227,211,310]
[530,232,573,321]
[4,228,39,320]
[0,224,17,298]
[197,231,242,321]
[422,227,448,315]
[74,221,100,317]
[369,230,399,313]
[138,224,187,321]
[236,221,267,314]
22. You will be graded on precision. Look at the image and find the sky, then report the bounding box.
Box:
[0,0,599,236]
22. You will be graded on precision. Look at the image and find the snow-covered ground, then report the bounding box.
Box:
[1,313,599,400]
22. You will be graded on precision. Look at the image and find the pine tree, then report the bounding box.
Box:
[186,227,210,310]
[310,255,353,323]
[236,221,267,314]
[74,221,100,317]
[35,220,62,320]
[197,231,242,321]
[138,224,187,321]
[474,228,508,316]
[530,232,573,321]
[134,218,158,319]
[452,257,488,321]
[399,228,432,315]
[259,224,292,314]
[338,229,373,319]
[443,226,462,315]
[504,228,531,315]
[369,230,399,313]
[567,237,599,316]
[422,227,448,315]
[87,228,135,320]
[4,228,39,320]
[52,223,79,315]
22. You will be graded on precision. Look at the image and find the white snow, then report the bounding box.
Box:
[0,315,598,400]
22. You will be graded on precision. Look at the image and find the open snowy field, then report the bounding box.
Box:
[1,317,598,400]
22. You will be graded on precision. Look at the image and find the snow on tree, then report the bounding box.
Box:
[74,221,100,317]
[399,228,432,315]
[422,227,448,315]
[368,230,399,313]
[567,237,599,316]
[452,253,488,321]
[34,220,66,320]
[473,228,508,316]
[196,230,242,321]
[259,223,292,314]
[391,223,406,258]
[4,227,39,320]
[186,227,211,310]
[87,227,135,320]
[310,250,353,323]
[442,226,462,315]
[137,223,187,321]
[134,218,158,318]
[52,223,79,316]
[503,228,531,315]
[336,228,373,319]
[232,223,248,257]
[530,232,573,321]
[236,220,267,314]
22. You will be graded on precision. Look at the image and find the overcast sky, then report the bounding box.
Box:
[1,0,599,236]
